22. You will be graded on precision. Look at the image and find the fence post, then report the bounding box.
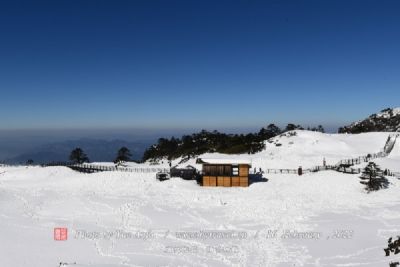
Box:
[298,166,303,176]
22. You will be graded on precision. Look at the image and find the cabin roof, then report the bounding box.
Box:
[197,158,252,166]
[171,165,196,170]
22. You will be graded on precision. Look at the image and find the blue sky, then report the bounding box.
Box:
[1,0,399,131]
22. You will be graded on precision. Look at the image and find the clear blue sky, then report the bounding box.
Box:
[1,0,399,131]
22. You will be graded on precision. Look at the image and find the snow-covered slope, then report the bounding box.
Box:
[1,131,400,266]
[388,136,400,159]
[363,136,400,172]
[168,130,391,170]
[1,164,400,266]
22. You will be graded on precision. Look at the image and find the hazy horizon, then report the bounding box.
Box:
[0,123,342,162]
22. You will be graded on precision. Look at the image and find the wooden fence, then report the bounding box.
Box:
[335,151,387,167]
[262,165,356,175]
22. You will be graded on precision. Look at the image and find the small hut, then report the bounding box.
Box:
[170,165,198,180]
[196,158,251,187]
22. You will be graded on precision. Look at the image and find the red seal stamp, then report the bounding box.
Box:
[54,227,68,241]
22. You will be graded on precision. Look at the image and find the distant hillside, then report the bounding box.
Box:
[339,108,400,133]
[142,124,325,162]
[6,139,150,164]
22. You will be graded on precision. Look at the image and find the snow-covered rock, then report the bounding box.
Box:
[339,107,400,133]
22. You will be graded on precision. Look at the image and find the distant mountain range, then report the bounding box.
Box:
[5,139,151,164]
[339,107,400,133]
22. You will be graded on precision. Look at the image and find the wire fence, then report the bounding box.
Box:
[261,150,400,178]
[65,163,169,173]
[0,162,169,174]
[0,163,26,168]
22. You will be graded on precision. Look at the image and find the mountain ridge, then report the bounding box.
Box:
[339,108,400,133]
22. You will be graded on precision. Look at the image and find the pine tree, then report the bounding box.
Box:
[266,124,281,136]
[359,162,389,192]
[258,124,281,140]
[285,123,303,132]
[69,148,89,164]
[285,123,297,132]
[115,147,132,163]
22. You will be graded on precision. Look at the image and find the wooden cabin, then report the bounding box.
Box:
[197,158,251,187]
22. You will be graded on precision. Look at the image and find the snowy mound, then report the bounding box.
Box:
[255,130,390,168]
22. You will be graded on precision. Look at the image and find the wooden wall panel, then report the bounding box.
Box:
[209,176,217,186]
[217,165,224,176]
[217,177,224,186]
[239,176,249,187]
[223,176,231,187]
[203,176,210,186]
[231,177,240,186]
[239,165,249,177]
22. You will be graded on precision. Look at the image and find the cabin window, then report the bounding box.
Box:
[232,165,239,176]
